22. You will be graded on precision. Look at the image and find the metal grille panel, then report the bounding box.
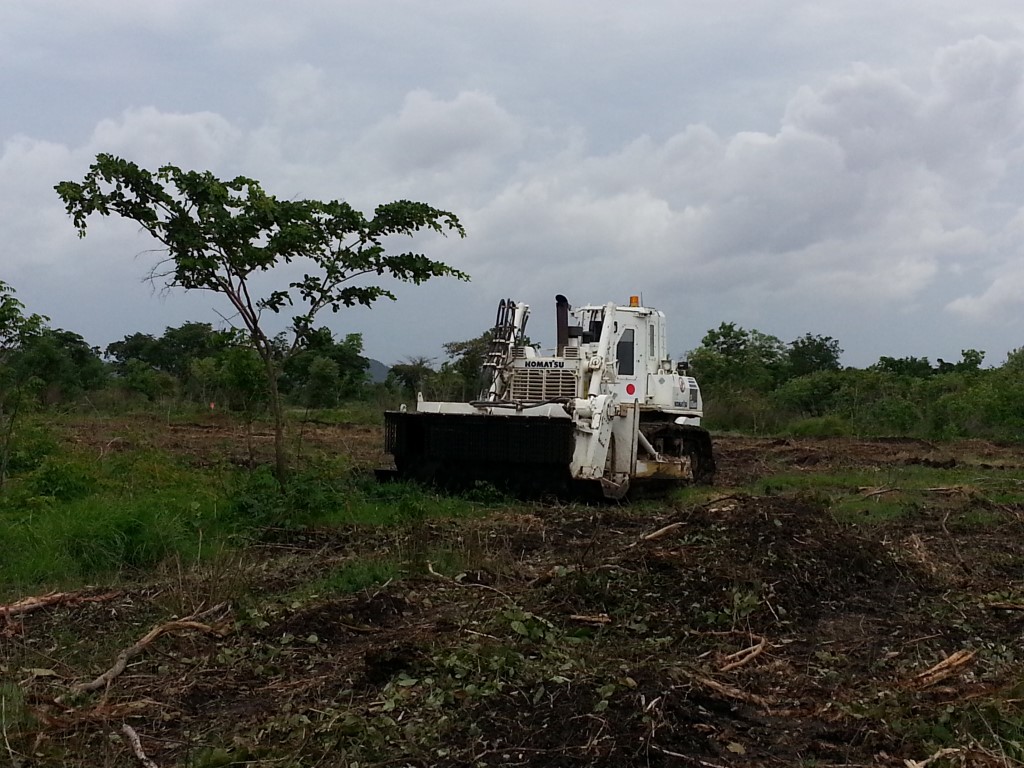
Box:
[509,370,578,402]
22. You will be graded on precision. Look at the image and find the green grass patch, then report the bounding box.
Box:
[228,464,489,530]
[302,557,404,596]
[831,493,917,523]
[281,545,478,605]
[0,424,498,600]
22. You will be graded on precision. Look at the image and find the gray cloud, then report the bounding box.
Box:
[4,3,1024,367]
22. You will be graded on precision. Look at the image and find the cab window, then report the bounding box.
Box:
[617,329,635,376]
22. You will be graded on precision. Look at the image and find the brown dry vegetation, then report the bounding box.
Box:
[3,422,1024,767]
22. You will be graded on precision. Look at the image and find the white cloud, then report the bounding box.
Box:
[352,90,526,197]
[86,107,243,170]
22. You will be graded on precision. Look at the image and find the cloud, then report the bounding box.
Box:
[347,90,526,202]
[451,36,1024,328]
[7,5,1024,366]
[86,107,243,170]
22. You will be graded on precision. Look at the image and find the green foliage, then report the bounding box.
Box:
[387,356,436,395]
[786,333,843,378]
[2,421,56,474]
[14,328,107,404]
[314,558,403,594]
[302,356,341,408]
[689,322,786,394]
[219,347,268,414]
[282,329,368,404]
[0,452,221,590]
[57,154,469,482]
[122,358,177,401]
[0,281,49,491]
[441,331,494,400]
[771,369,846,417]
[28,456,98,500]
[686,317,1024,438]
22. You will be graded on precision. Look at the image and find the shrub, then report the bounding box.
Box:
[786,415,851,437]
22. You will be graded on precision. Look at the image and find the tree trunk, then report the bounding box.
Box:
[260,350,289,486]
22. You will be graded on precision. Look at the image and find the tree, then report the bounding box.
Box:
[57,154,467,481]
[936,349,985,374]
[689,322,785,394]
[387,356,437,395]
[107,322,236,382]
[158,321,235,379]
[786,333,843,380]
[0,281,46,489]
[105,332,161,373]
[872,356,934,378]
[16,329,107,404]
[442,331,494,400]
[302,356,341,409]
[281,328,368,402]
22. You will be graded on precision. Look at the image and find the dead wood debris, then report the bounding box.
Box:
[902,746,965,767]
[858,486,899,499]
[640,522,684,542]
[1,590,121,620]
[718,637,767,673]
[568,613,612,625]
[426,562,514,602]
[121,723,159,768]
[679,671,774,710]
[907,649,976,690]
[987,601,1024,611]
[71,603,231,695]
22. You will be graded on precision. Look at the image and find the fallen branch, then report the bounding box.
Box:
[73,603,229,694]
[858,486,899,499]
[640,522,684,542]
[649,744,729,767]
[923,485,973,495]
[1,590,121,619]
[718,637,767,673]
[987,601,1024,611]
[940,512,967,569]
[681,672,773,709]
[426,562,514,602]
[903,746,964,768]
[909,649,975,690]
[121,724,159,768]
[568,613,612,625]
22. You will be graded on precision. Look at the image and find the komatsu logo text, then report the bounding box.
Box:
[520,360,566,369]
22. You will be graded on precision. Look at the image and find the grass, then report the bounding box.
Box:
[746,461,1021,525]
[0,447,224,596]
[0,418,496,602]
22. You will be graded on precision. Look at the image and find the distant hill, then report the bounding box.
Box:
[367,358,390,384]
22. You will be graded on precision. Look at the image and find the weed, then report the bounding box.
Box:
[308,558,403,595]
[27,456,97,500]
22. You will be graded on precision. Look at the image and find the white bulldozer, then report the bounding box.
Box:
[380,295,715,499]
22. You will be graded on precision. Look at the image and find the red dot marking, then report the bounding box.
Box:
[626,383,636,396]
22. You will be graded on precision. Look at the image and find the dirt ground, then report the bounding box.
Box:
[4,423,1024,767]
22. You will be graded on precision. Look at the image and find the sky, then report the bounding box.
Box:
[4,1,1024,369]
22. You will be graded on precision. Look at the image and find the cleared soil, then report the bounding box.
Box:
[4,423,1024,767]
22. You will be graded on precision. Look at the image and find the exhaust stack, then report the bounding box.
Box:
[555,294,570,355]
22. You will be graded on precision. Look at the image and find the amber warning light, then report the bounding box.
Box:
[629,295,640,307]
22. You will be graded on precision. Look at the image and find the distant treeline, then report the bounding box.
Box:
[687,322,1024,439]
[0,320,375,411]
[2,305,1024,440]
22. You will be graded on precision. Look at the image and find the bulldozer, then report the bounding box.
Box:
[379,295,715,499]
